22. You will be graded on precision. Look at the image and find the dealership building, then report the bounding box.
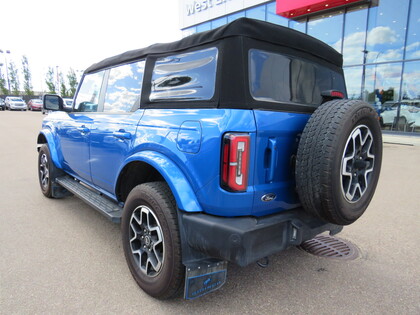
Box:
[179,0,419,133]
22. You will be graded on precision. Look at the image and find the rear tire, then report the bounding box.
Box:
[296,100,382,225]
[122,182,184,299]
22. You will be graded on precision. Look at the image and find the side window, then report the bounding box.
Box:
[249,49,346,106]
[104,60,145,113]
[150,47,218,102]
[74,71,105,112]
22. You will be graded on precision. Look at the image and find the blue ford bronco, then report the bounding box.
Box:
[38,18,382,299]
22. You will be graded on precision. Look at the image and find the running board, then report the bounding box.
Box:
[56,176,123,223]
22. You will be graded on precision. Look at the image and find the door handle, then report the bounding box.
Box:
[113,130,132,140]
[77,125,89,133]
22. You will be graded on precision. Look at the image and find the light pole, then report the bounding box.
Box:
[360,49,368,101]
[0,49,11,94]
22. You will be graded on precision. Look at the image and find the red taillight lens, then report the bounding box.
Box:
[221,133,250,192]
[321,89,345,99]
[330,90,344,98]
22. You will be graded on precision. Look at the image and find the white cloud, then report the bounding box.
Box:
[366,26,397,46]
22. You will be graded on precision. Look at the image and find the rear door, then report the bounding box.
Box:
[89,60,146,195]
[248,49,346,216]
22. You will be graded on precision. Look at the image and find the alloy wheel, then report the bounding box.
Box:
[341,125,375,203]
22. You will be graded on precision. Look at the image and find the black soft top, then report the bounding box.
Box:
[85,18,342,74]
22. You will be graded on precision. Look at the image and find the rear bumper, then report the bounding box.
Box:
[180,208,342,267]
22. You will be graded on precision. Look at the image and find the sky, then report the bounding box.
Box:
[0,0,182,92]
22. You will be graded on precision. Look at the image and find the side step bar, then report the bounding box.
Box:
[56,176,123,223]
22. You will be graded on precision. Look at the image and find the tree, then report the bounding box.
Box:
[45,67,56,94]
[22,55,34,96]
[8,62,20,95]
[59,72,68,97]
[67,68,78,97]
[0,72,8,94]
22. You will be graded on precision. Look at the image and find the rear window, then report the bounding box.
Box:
[249,49,346,106]
[150,47,218,102]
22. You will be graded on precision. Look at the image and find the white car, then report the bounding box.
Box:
[380,102,420,131]
[5,97,27,111]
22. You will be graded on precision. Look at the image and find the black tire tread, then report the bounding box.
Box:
[122,182,184,300]
[296,99,382,225]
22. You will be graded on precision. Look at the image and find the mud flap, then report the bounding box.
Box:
[184,260,228,299]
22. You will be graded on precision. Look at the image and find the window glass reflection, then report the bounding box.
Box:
[74,71,105,112]
[342,5,368,65]
[150,47,218,102]
[228,11,245,23]
[266,2,288,26]
[308,11,344,53]
[197,22,211,32]
[289,19,306,33]
[104,61,145,113]
[212,17,227,29]
[405,0,420,60]
[363,63,402,104]
[366,0,409,63]
[401,61,420,132]
[344,66,363,99]
[245,5,266,21]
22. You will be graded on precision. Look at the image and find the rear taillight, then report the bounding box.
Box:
[221,133,250,192]
[321,90,345,100]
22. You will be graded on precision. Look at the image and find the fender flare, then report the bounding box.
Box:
[37,129,63,170]
[122,151,202,213]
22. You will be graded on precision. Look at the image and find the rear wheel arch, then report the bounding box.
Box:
[116,161,164,202]
[116,152,202,213]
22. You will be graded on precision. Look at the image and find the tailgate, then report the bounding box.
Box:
[251,110,310,216]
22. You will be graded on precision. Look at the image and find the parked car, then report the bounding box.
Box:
[380,101,420,131]
[37,18,382,300]
[27,99,43,111]
[0,98,5,110]
[5,96,26,111]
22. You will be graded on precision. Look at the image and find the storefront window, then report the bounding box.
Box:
[245,5,266,21]
[228,11,245,23]
[342,5,368,65]
[364,63,402,105]
[366,0,409,63]
[344,66,363,100]
[266,2,288,26]
[308,11,344,53]
[289,19,306,33]
[212,17,227,29]
[196,22,211,33]
[401,61,420,132]
[405,0,420,60]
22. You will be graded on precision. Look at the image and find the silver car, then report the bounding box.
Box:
[5,97,27,111]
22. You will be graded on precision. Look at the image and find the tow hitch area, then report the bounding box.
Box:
[184,260,228,299]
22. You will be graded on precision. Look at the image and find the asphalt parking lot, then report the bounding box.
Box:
[1,110,419,314]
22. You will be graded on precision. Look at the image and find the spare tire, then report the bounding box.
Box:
[296,100,382,225]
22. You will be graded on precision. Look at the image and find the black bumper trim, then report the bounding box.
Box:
[179,208,342,267]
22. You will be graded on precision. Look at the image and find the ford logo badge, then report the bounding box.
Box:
[261,193,276,202]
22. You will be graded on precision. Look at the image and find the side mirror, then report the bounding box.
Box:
[43,94,65,111]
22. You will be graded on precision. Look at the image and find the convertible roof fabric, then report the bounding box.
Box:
[85,18,342,74]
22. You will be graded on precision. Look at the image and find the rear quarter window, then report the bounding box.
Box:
[150,47,218,102]
[249,49,346,106]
